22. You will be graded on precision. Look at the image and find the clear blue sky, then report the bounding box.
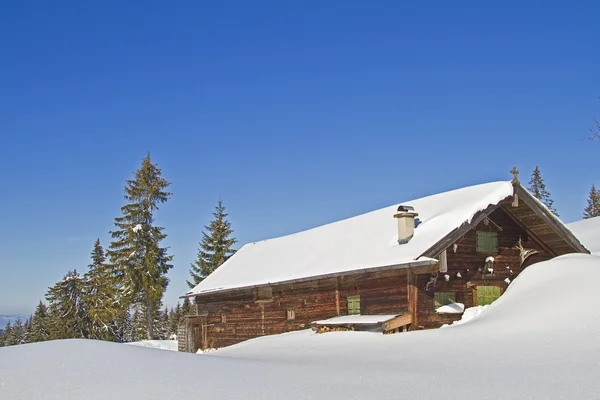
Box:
[1,1,599,315]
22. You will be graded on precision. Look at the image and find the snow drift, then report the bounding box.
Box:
[568,216,600,254]
[2,254,600,400]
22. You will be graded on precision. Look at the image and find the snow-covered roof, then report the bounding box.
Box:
[186,181,515,297]
[567,216,600,255]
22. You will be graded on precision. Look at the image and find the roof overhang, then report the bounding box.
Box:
[181,258,438,299]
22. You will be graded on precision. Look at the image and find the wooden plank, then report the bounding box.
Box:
[335,277,340,316]
[514,185,588,253]
[382,314,413,332]
[501,204,557,257]
[407,270,418,331]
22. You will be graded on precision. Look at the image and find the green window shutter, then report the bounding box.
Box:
[476,231,498,252]
[347,295,360,315]
[476,286,501,306]
[434,292,456,310]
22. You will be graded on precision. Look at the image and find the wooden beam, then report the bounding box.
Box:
[335,277,340,316]
[514,184,588,254]
[501,204,557,257]
[382,314,413,332]
[407,270,418,331]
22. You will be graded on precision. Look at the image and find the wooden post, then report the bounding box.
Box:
[260,303,265,336]
[335,277,341,316]
[407,269,418,330]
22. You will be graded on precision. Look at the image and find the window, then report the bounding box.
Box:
[476,286,501,306]
[347,295,360,315]
[434,292,456,310]
[286,309,295,320]
[476,231,498,252]
[256,287,273,301]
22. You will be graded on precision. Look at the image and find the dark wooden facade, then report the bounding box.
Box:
[179,187,586,352]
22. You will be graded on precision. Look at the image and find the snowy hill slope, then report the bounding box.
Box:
[568,216,600,254]
[1,254,600,400]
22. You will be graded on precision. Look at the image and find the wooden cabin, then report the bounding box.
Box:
[179,179,588,352]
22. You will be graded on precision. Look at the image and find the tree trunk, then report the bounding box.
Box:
[146,299,154,340]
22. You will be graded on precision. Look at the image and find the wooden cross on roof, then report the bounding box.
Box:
[510,166,519,184]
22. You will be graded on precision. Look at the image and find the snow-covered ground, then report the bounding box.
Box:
[2,254,600,399]
[126,340,178,351]
[568,216,600,254]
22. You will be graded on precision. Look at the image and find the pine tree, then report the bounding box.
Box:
[583,185,600,219]
[28,301,51,343]
[181,297,195,316]
[5,319,26,346]
[169,303,182,338]
[187,200,236,288]
[115,308,135,343]
[528,166,559,216]
[45,270,90,339]
[131,307,149,341]
[157,307,169,339]
[1,322,13,346]
[107,154,173,340]
[84,239,120,341]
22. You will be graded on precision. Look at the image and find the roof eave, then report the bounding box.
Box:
[181,259,438,299]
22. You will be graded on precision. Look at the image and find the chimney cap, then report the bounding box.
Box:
[396,205,415,212]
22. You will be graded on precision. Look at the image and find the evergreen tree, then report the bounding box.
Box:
[157,307,169,339]
[187,200,236,288]
[107,154,173,340]
[182,297,195,316]
[114,308,134,343]
[583,185,600,219]
[131,307,149,341]
[528,166,559,216]
[1,322,12,346]
[28,301,51,343]
[45,270,90,339]
[169,303,182,338]
[4,319,26,346]
[84,239,120,341]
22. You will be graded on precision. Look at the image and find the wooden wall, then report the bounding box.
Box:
[417,206,551,328]
[194,269,410,349]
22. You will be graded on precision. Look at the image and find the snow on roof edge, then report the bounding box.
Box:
[183,258,438,298]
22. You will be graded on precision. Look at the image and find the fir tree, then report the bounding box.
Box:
[4,319,26,346]
[187,200,236,288]
[45,270,90,339]
[28,301,51,343]
[1,322,12,346]
[158,307,169,339]
[107,154,173,339]
[182,297,195,316]
[528,166,558,216]
[583,185,600,219]
[84,239,120,341]
[169,303,182,338]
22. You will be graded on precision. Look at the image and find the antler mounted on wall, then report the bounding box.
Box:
[514,236,539,266]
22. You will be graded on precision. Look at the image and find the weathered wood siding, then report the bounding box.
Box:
[195,270,410,349]
[417,206,552,329]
